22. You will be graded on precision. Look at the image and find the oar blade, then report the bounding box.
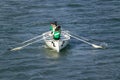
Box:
[10,38,44,51]
[92,44,103,49]
[10,47,23,51]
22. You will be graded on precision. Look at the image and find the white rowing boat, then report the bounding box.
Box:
[10,29,103,52]
[42,31,70,52]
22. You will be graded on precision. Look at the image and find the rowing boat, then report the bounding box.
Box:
[42,31,70,52]
[10,30,103,52]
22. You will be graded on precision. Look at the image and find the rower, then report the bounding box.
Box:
[53,26,61,40]
[50,22,57,34]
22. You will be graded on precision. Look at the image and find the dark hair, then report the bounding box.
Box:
[55,26,61,31]
[57,26,61,29]
[50,22,54,24]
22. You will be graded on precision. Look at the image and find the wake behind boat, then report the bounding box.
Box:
[42,31,70,52]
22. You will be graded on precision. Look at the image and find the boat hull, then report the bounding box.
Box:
[43,31,70,52]
[45,40,69,52]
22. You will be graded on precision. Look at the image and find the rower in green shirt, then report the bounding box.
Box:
[53,26,61,40]
[50,21,57,34]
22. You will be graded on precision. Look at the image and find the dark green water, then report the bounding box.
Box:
[0,0,120,80]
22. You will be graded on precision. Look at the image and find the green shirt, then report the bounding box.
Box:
[53,31,60,40]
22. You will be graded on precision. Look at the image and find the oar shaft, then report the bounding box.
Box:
[65,32,103,48]
[69,34,92,45]
[11,38,43,51]
[22,38,43,48]
[21,34,43,44]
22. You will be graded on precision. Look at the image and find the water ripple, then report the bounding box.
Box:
[0,0,120,80]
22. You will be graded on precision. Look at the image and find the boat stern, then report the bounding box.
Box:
[43,31,70,52]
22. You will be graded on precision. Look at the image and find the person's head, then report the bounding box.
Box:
[50,22,54,25]
[57,26,61,29]
[55,26,61,31]
[50,22,55,27]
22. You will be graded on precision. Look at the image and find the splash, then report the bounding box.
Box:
[100,42,108,49]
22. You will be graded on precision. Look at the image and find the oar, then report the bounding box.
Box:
[10,38,43,51]
[66,33,103,49]
[69,32,89,41]
[10,31,51,51]
[21,34,43,44]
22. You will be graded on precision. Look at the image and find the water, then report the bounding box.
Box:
[0,0,120,80]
